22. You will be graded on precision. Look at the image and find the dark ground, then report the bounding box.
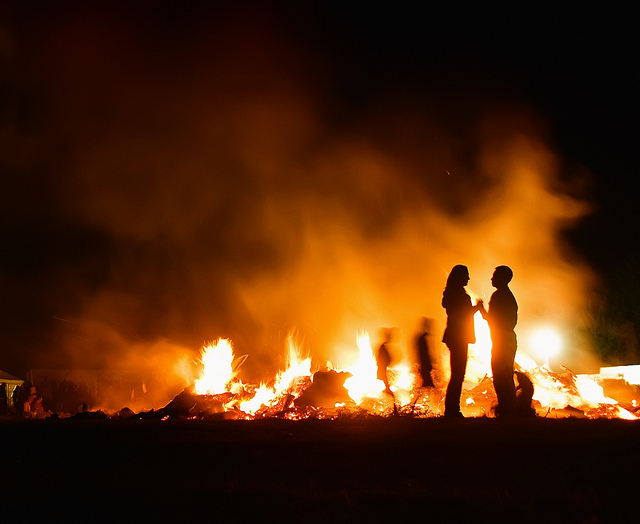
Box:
[1,416,639,523]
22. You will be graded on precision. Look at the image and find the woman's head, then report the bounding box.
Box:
[446,264,470,289]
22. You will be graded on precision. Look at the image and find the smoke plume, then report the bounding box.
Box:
[1,3,598,406]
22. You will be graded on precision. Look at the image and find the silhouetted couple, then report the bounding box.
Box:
[441,264,518,418]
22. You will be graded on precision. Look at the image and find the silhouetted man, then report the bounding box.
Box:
[416,317,435,387]
[481,266,518,417]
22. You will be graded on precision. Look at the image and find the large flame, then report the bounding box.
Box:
[187,334,305,416]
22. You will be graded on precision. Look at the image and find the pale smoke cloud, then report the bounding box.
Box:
[235,108,597,376]
[13,4,599,402]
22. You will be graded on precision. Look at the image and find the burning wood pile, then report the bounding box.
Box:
[129,325,639,422]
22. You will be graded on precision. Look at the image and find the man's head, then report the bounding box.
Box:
[491,265,513,288]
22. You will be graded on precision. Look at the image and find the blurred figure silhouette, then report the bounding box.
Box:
[441,265,483,418]
[376,328,394,396]
[416,317,435,387]
[480,266,518,417]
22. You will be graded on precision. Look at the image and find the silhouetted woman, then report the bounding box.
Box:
[441,265,482,418]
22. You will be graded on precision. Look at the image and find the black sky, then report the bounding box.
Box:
[315,4,639,232]
[1,1,638,377]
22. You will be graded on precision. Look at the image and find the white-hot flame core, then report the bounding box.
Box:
[194,339,236,395]
[614,407,637,421]
[528,326,563,364]
[344,331,386,404]
[466,311,493,382]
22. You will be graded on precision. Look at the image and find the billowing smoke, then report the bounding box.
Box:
[1,4,598,407]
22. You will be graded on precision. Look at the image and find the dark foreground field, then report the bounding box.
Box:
[1,416,639,523]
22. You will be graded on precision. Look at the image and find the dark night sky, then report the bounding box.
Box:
[312,3,640,256]
[1,1,638,379]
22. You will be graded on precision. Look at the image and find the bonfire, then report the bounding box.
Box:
[149,312,638,421]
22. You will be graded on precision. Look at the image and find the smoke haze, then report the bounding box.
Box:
[1,3,601,404]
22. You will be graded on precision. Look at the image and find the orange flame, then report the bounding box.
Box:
[239,334,312,415]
